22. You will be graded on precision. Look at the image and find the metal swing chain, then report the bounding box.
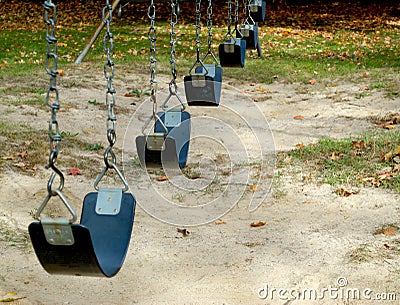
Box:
[94,0,129,191]
[102,0,117,159]
[148,0,157,118]
[44,0,62,187]
[204,0,219,65]
[227,0,233,36]
[234,0,240,31]
[194,0,202,62]
[36,0,77,223]
[206,0,213,54]
[169,0,178,94]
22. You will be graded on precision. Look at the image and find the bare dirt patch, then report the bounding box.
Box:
[0,66,399,304]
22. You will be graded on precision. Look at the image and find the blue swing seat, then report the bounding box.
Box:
[184,64,222,106]
[237,24,259,50]
[136,110,191,169]
[28,191,136,277]
[249,0,267,23]
[218,38,246,68]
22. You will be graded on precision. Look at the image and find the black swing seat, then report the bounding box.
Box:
[218,38,246,68]
[249,0,267,23]
[237,24,259,50]
[29,191,136,277]
[136,110,191,169]
[184,64,222,107]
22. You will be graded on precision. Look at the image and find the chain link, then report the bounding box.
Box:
[227,0,232,35]
[93,0,129,192]
[234,0,239,30]
[102,0,117,168]
[195,0,201,61]
[148,0,157,116]
[43,0,64,194]
[206,0,213,52]
[169,0,178,92]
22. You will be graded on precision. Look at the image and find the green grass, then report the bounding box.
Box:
[285,129,400,193]
[1,20,399,85]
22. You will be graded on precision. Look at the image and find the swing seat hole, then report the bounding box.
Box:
[250,4,259,13]
[241,27,250,38]
[191,73,206,88]
[164,109,182,127]
[147,133,166,151]
[224,42,236,54]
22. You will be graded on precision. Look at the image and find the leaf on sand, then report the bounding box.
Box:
[249,185,258,191]
[215,221,226,225]
[157,176,169,181]
[293,115,305,120]
[336,187,360,197]
[177,228,190,237]
[0,292,25,302]
[375,226,397,236]
[67,167,81,176]
[250,221,266,227]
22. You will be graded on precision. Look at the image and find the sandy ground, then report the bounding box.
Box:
[0,64,399,304]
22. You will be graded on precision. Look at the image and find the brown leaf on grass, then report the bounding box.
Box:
[67,167,81,176]
[382,145,400,161]
[250,221,266,227]
[2,154,14,160]
[383,125,396,130]
[337,187,360,197]
[330,151,341,161]
[309,79,317,85]
[19,151,27,158]
[157,176,170,181]
[295,143,305,149]
[351,140,367,149]
[177,228,190,237]
[13,161,27,168]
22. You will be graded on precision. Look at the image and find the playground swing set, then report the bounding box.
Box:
[28,0,267,277]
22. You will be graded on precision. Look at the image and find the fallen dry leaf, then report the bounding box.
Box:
[157,176,170,181]
[383,124,396,130]
[330,151,341,161]
[250,221,266,227]
[293,115,305,120]
[351,140,367,149]
[19,151,27,158]
[375,226,397,236]
[177,228,190,237]
[337,187,360,197]
[2,154,14,160]
[309,79,317,85]
[215,221,226,225]
[57,69,64,77]
[67,167,81,176]
[295,143,305,149]
[0,292,25,302]
[382,145,400,161]
[249,185,258,191]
